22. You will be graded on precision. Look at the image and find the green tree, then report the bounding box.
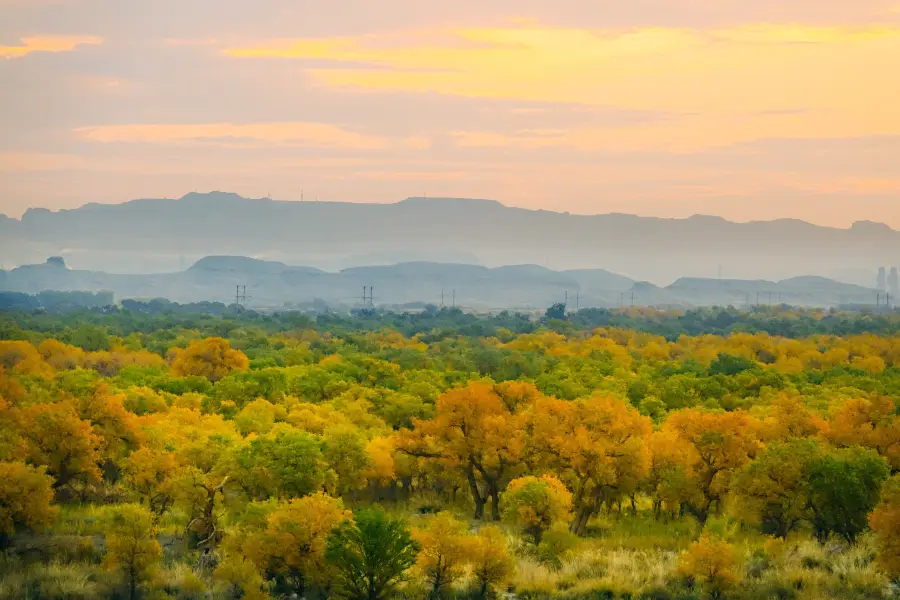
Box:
[326,507,420,600]
[231,429,332,500]
[545,303,567,321]
[732,438,825,537]
[806,446,890,544]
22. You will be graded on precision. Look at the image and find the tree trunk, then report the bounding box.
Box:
[569,505,593,536]
[465,466,486,520]
[488,481,501,522]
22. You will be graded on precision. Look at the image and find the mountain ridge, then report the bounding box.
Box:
[2,192,898,285]
[0,255,883,311]
[5,192,896,232]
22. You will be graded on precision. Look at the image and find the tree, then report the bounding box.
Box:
[468,525,514,599]
[413,512,472,599]
[761,394,825,442]
[244,493,350,596]
[230,428,332,500]
[806,446,890,544]
[528,395,650,534]
[663,408,761,524]
[102,504,162,600]
[501,475,572,544]
[14,400,103,489]
[826,396,900,472]
[545,303,567,321]
[326,507,420,600]
[213,555,271,600]
[732,439,825,537]
[869,474,900,579]
[171,337,249,382]
[322,424,371,495]
[234,398,279,435]
[677,533,740,599]
[142,408,240,548]
[0,461,57,538]
[397,382,529,520]
[708,352,756,376]
[123,447,179,518]
[645,430,696,520]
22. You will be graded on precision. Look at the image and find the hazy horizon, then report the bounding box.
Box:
[2,0,900,225]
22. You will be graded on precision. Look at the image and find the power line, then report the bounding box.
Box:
[234,285,248,307]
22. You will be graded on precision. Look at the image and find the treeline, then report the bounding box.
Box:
[0,290,114,312]
[4,302,900,347]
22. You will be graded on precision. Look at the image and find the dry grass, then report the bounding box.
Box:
[514,546,679,598]
[0,561,102,600]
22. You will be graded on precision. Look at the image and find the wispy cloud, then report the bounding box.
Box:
[73,122,401,150]
[0,35,102,59]
[222,23,900,150]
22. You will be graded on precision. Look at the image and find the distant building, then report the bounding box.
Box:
[877,266,887,291]
[890,267,900,305]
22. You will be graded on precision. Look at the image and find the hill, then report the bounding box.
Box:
[2,192,898,284]
[0,256,882,310]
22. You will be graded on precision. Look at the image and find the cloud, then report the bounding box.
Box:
[0,35,101,59]
[72,122,398,150]
[223,23,900,150]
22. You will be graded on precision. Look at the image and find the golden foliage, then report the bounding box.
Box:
[171,337,249,382]
[0,461,57,535]
[869,474,900,578]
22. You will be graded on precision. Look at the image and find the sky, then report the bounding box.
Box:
[1,0,899,226]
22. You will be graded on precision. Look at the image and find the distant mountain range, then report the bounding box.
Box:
[0,255,884,311]
[1,192,899,286]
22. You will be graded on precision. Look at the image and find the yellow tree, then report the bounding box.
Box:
[243,493,351,596]
[826,396,900,472]
[501,475,572,544]
[413,512,472,599]
[37,339,86,371]
[171,337,249,382]
[123,447,180,518]
[103,504,162,600]
[678,534,740,598]
[397,382,529,520]
[645,430,696,520]
[14,400,103,489]
[469,525,514,600]
[0,340,53,378]
[0,461,57,536]
[76,387,145,467]
[529,395,650,534]
[663,409,761,524]
[759,394,825,442]
[869,474,900,578]
[213,555,271,600]
[141,407,240,547]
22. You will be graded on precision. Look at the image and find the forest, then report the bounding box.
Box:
[1,306,899,600]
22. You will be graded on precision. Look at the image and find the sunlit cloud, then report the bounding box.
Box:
[0,35,102,59]
[73,122,406,150]
[224,23,900,150]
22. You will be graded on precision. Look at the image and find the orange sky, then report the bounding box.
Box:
[1,0,899,226]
